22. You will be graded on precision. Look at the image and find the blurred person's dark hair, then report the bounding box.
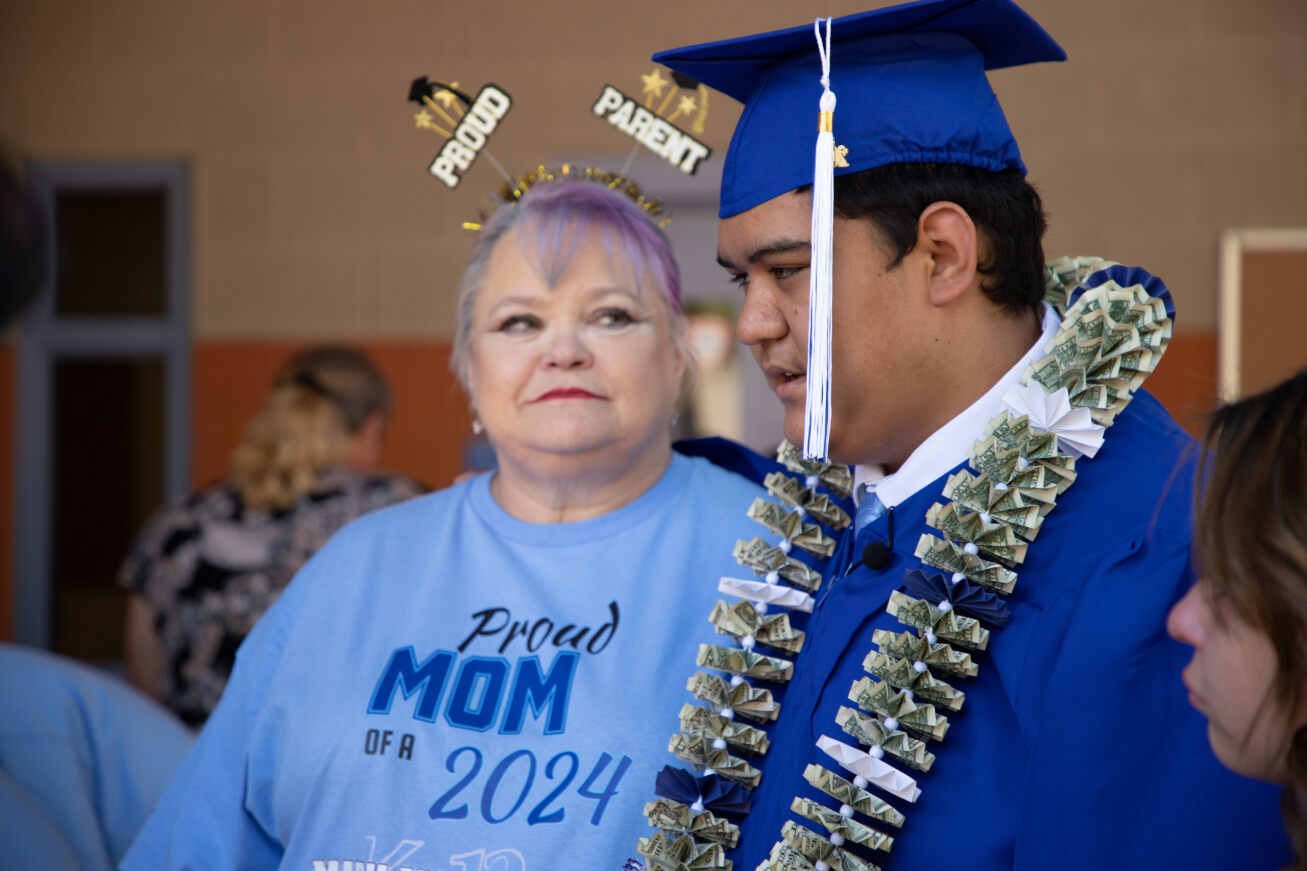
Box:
[0,155,47,328]
[798,162,1048,317]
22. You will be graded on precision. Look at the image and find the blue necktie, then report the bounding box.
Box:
[854,487,887,537]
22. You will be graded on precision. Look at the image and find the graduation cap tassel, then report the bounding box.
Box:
[804,17,836,461]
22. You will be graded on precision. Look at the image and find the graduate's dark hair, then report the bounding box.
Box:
[1196,366,1307,870]
[801,163,1048,317]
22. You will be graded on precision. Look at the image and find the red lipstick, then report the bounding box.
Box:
[533,388,603,402]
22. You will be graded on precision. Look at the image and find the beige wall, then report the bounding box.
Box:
[1,0,1304,337]
[1007,0,1307,332]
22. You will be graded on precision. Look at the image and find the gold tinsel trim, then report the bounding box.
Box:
[464,163,672,231]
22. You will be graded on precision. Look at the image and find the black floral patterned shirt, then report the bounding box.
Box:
[118,466,423,726]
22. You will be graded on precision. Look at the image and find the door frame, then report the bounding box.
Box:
[14,160,190,648]
[1218,228,1307,402]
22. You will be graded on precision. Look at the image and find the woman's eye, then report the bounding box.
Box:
[594,308,637,327]
[770,265,803,281]
[1198,576,1233,610]
[495,314,541,333]
[1197,575,1223,595]
[727,272,749,289]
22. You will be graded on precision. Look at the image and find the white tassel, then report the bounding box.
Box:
[804,17,836,460]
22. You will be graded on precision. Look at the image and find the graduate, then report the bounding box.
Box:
[642,0,1292,868]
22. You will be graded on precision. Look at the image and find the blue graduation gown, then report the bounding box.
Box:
[705,391,1290,870]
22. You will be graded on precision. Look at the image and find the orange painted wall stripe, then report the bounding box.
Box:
[0,333,1220,643]
[1145,331,1219,438]
[191,341,472,491]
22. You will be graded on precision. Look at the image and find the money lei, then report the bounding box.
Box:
[637,258,1174,871]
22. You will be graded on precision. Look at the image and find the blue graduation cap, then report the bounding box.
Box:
[653,0,1066,220]
[656,0,1065,460]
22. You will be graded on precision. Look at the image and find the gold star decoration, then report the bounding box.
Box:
[434,82,462,112]
[668,94,698,121]
[641,68,670,103]
[414,110,449,136]
[420,94,458,128]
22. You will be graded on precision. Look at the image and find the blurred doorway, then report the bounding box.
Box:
[16,162,189,667]
[1219,229,1307,401]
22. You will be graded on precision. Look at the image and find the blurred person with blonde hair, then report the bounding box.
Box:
[121,345,422,726]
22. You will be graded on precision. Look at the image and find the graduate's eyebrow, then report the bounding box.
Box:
[716,239,811,270]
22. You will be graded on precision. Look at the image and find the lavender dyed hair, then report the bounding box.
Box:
[450,178,686,387]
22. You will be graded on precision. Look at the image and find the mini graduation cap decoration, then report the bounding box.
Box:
[408,76,514,190]
[654,0,1066,460]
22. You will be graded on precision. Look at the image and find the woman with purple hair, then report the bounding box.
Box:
[124,177,772,870]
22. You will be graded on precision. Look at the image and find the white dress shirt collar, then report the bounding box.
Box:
[853,303,1062,509]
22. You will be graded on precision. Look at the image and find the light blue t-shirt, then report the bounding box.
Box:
[0,644,194,871]
[123,453,767,871]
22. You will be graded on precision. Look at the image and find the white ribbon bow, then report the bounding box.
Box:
[718,577,815,612]
[817,735,921,802]
[1001,383,1105,458]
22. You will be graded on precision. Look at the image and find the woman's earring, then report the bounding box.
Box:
[472,417,484,435]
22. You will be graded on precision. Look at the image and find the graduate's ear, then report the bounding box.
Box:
[916,201,979,308]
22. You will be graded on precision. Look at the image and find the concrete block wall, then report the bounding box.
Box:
[0,0,1304,639]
